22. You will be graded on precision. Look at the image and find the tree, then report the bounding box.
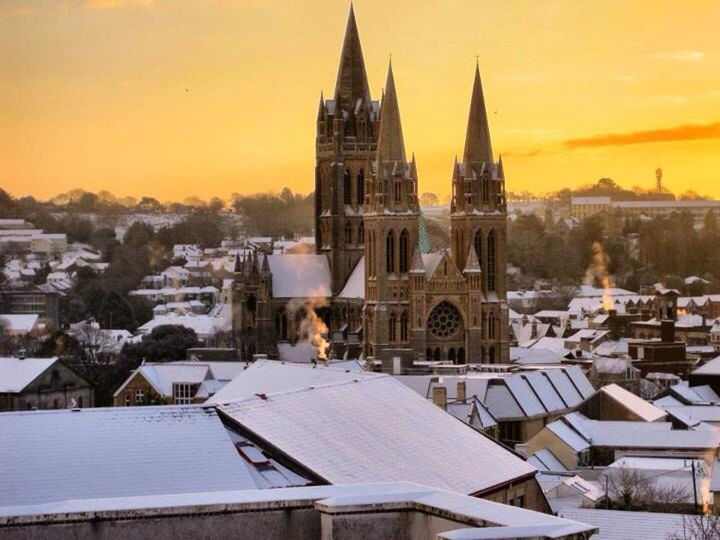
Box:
[98,290,137,331]
[420,192,440,206]
[208,197,225,213]
[123,222,155,248]
[601,465,688,512]
[669,514,720,540]
[78,192,99,211]
[123,325,200,363]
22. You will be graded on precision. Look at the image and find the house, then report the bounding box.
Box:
[0,289,60,328]
[526,411,719,469]
[579,383,667,422]
[689,355,720,394]
[0,356,94,411]
[113,361,246,406]
[538,474,604,513]
[211,360,546,510]
[399,366,595,448]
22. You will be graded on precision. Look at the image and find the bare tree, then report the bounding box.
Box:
[72,323,116,365]
[602,466,689,512]
[668,513,720,540]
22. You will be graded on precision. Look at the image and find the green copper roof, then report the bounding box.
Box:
[418,212,431,254]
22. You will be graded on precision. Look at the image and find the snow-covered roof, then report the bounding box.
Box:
[137,306,231,338]
[527,448,568,473]
[597,383,667,422]
[0,406,259,507]
[208,359,378,404]
[691,355,720,375]
[510,347,564,365]
[277,342,317,363]
[0,314,39,333]
[337,256,364,299]
[0,356,58,393]
[558,508,692,540]
[266,254,332,298]
[116,363,212,397]
[215,366,536,495]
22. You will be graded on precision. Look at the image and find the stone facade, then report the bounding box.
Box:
[234,6,509,364]
[0,360,93,411]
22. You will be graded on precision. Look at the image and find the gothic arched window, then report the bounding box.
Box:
[344,169,351,204]
[487,229,496,292]
[345,222,352,244]
[389,312,397,342]
[399,229,409,273]
[488,311,496,339]
[386,230,395,274]
[400,311,409,341]
[482,172,490,204]
[358,221,364,245]
[357,169,365,206]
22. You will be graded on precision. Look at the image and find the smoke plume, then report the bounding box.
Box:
[285,290,331,361]
[584,241,613,311]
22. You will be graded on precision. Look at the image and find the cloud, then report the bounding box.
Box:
[653,50,705,62]
[565,121,720,149]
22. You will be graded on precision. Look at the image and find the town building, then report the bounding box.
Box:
[0,355,93,411]
[233,7,509,364]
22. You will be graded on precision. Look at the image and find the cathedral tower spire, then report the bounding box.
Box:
[334,4,371,112]
[376,61,406,165]
[463,63,493,166]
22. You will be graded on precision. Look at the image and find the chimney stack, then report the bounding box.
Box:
[432,386,447,410]
[457,381,467,403]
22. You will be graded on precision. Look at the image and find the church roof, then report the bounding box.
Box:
[266,255,332,298]
[421,252,444,278]
[337,256,365,299]
[463,63,493,165]
[376,61,406,165]
[417,213,431,254]
[333,5,371,112]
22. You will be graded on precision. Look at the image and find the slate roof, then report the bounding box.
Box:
[558,508,691,540]
[216,369,535,495]
[597,383,668,422]
[337,256,364,299]
[0,406,259,507]
[0,356,58,393]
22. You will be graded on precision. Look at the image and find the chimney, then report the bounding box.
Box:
[457,381,467,403]
[432,386,447,410]
[661,320,675,343]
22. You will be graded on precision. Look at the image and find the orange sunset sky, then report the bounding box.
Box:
[2,0,720,202]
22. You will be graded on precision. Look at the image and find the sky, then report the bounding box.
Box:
[2,0,720,202]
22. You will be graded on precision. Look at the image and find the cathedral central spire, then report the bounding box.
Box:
[334,5,371,112]
[463,63,493,165]
[376,61,407,165]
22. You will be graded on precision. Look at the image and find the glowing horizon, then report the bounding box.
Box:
[2,0,720,202]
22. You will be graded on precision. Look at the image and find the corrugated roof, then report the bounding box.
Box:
[0,406,258,507]
[216,374,535,495]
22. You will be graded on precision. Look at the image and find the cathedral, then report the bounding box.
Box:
[234,6,509,364]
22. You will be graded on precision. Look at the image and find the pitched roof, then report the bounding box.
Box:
[597,384,667,422]
[376,62,406,165]
[0,314,39,333]
[463,63,493,165]
[691,355,720,375]
[333,5,371,112]
[558,508,692,540]
[0,357,58,393]
[216,367,535,495]
[337,256,364,299]
[0,406,259,507]
[266,254,332,298]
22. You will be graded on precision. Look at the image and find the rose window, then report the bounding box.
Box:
[427,301,462,339]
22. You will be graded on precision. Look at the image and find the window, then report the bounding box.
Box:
[173,383,195,405]
[345,222,353,244]
[357,169,364,205]
[135,389,144,404]
[400,311,409,341]
[427,301,462,339]
[394,181,401,203]
[358,222,364,245]
[386,230,395,273]
[124,393,131,407]
[482,172,490,203]
[389,312,397,342]
[399,229,409,273]
[344,169,351,204]
[487,229,496,292]
[488,312,496,339]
